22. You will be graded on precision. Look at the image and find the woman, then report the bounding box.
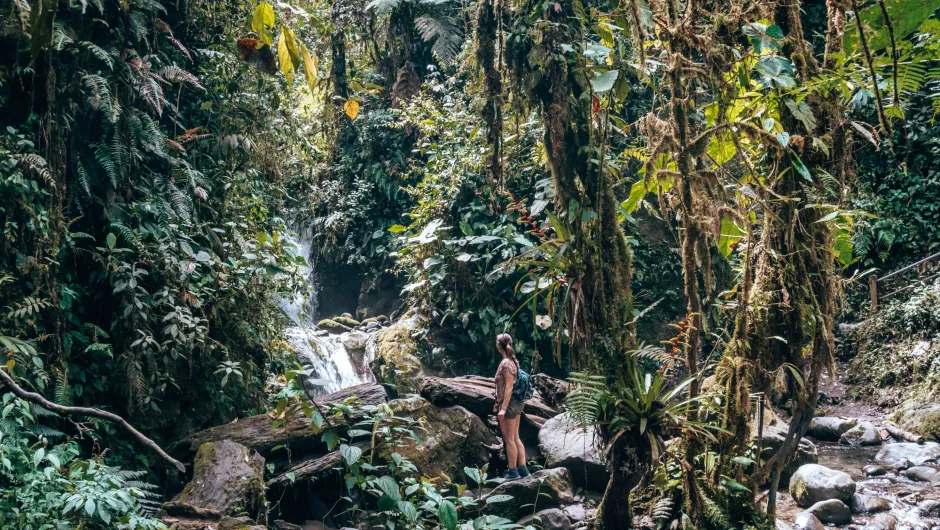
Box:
[493,333,529,479]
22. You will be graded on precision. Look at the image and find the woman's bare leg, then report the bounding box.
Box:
[513,417,526,467]
[498,415,518,468]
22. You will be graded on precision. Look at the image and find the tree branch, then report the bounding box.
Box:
[0,368,186,473]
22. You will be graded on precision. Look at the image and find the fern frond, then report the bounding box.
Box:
[415,14,463,64]
[81,41,115,70]
[566,371,607,428]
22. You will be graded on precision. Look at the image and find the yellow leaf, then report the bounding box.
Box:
[278,29,294,85]
[5,359,14,371]
[252,2,275,46]
[301,44,318,94]
[343,99,360,120]
[282,26,302,70]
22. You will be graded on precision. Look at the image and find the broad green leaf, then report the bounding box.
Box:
[621,180,648,214]
[485,494,514,504]
[438,499,458,530]
[106,232,116,250]
[784,99,817,132]
[790,153,812,182]
[591,70,619,93]
[388,224,407,233]
[708,130,737,165]
[844,0,940,53]
[340,444,362,466]
[398,500,418,521]
[717,214,746,258]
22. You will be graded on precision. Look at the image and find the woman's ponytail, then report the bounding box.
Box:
[497,333,518,370]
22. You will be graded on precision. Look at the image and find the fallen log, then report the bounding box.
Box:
[885,424,926,444]
[169,384,387,462]
[419,375,559,420]
[266,441,371,487]
[0,368,186,472]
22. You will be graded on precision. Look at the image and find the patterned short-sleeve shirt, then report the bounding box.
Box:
[494,358,518,410]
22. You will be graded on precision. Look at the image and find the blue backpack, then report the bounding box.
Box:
[512,368,534,402]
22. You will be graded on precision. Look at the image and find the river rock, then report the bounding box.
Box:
[875,442,940,466]
[802,499,851,525]
[419,375,559,420]
[342,331,369,352]
[390,396,497,479]
[807,417,857,441]
[863,464,889,477]
[861,513,897,530]
[901,465,940,483]
[370,318,425,393]
[789,464,856,507]
[217,517,267,530]
[918,500,940,517]
[850,493,891,514]
[840,421,882,446]
[317,319,352,333]
[164,440,266,522]
[893,400,940,442]
[481,468,575,520]
[561,504,594,524]
[793,512,825,530]
[538,412,607,491]
[517,508,572,529]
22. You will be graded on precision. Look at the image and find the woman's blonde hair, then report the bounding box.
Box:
[496,333,518,369]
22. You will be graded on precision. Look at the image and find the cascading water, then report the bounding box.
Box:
[279,230,376,397]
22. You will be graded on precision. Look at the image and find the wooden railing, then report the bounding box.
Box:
[869,251,940,310]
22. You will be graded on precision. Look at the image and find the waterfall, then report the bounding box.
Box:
[280,230,377,397]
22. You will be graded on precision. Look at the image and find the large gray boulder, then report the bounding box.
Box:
[752,410,817,482]
[874,442,940,466]
[390,396,497,479]
[538,412,607,491]
[481,468,575,520]
[369,318,425,393]
[806,417,857,441]
[788,464,856,508]
[840,421,882,446]
[164,440,266,522]
[918,500,940,517]
[801,499,851,525]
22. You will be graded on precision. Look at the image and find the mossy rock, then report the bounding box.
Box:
[172,441,266,521]
[332,315,360,327]
[217,517,266,530]
[893,400,940,441]
[371,319,424,393]
[360,317,378,325]
[317,318,351,333]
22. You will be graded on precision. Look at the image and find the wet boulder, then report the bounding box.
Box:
[862,464,888,477]
[754,412,818,482]
[801,499,851,525]
[840,421,882,446]
[874,442,940,466]
[390,396,497,479]
[861,513,897,530]
[164,441,266,523]
[850,493,891,514]
[481,468,575,520]
[538,412,607,491]
[419,375,559,420]
[793,512,825,530]
[900,465,940,483]
[789,464,856,507]
[918,500,940,517]
[517,508,572,529]
[342,331,369,352]
[806,417,857,441]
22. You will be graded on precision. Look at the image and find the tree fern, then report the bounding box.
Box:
[566,371,607,428]
[415,14,463,64]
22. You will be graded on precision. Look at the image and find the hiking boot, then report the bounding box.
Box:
[517,465,531,478]
[503,468,520,480]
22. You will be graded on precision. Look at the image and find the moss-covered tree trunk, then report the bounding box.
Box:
[475,0,504,207]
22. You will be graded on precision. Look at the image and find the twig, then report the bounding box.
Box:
[0,368,186,472]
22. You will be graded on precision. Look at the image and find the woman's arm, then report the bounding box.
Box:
[498,375,514,417]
